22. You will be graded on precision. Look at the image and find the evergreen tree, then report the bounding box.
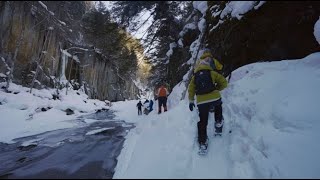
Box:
[110,1,193,87]
[81,3,140,77]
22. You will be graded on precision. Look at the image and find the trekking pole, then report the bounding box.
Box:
[180,23,207,101]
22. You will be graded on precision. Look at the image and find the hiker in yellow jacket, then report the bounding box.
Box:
[188,49,228,148]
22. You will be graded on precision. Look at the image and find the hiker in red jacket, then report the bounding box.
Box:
[156,85,169,114]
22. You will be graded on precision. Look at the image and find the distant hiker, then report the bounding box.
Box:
[143,100,150,115]
[188,50,228,152]
[136,100,142,115]
[149,99,154,112]
[144,99,149,104]
[156,84,169,114]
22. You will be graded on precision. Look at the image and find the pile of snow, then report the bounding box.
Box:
[192,1,208,35]
[222,52,320,178]
[220,1,266,20]
[179,22,197,38]
[113,52,320,178]
[198,18,206,32]
[165,43,177,64]
[178,22,198,47]
[0,83,109,143]
[193,1,208,15]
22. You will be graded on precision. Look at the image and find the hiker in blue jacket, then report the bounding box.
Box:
[149,99,154,112]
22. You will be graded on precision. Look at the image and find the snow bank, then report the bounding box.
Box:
[314,17,320,45]
[220,1,265,20]
[193,1,208,15]
[113,52,320,178]
[0,82,109,143]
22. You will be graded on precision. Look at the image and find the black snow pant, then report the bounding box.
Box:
[158,96,167,113]
[138,107,142,115]
[197,99,223,144]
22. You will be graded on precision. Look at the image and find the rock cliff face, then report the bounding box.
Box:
[0,1,139,101]
[167,1,320,90]
[206,1,320,75]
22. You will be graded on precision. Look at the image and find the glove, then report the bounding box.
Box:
[189,102,195,111]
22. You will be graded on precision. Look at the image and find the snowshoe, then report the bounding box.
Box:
[214,120,223,136]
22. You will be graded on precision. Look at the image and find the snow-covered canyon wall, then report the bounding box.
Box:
[0,1,139,101]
